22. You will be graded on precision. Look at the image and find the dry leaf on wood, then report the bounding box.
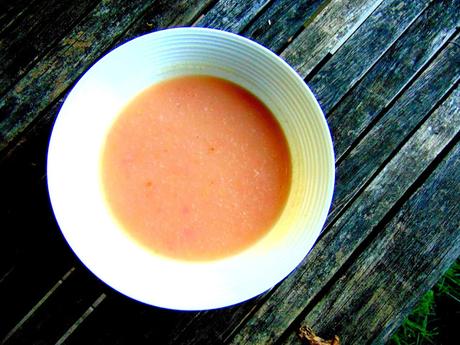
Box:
[298,326,340,345]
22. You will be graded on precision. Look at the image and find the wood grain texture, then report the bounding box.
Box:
[242,0,326,53]
[2,267,105,345]
[196,0,268,33]
[0,172,76,340]
[0,0,156,154]
[122,0,214,40]
[78,2,345,343]
[58,3,459,344]
[281,0,383,78]
[227,61,460,345]
[328,0,459,158]
[0,0,99,96]
[0,0,213,163]
[0,0,213,342]
[282,89,460,344]
[327,34,460,226]
[166,294,270,345]
[61,291,194,345]
[1,2,458,344]
[0,0,39,35]
[308,0,431,113]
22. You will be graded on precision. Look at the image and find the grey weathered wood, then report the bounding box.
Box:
[0,0,157,154]
[196,0,269,33]
[162,9,460,345]
[0,0,100,96]
[227,77,460,345]
[0,0,213,160]
[0,0,213,164]
[0,0,213,341]
[242,0,326,53]
[0,0,39,35]
[1,2,459,344]
[0,172,76,339]
[281,94,460,344]
[122,0,214,41]
[281,0,383,78]
[0,0,159,334]
[166,294,270,345]
[99,3,341,341]
[2,267,105,345]
[62,291,200,345]
[308,0,431,113]
[328,0,459,159]
[327,33,460,226]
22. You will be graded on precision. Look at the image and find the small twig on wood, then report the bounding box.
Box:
[298,326,340,345]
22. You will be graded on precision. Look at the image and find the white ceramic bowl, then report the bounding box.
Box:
[47,28,335,310]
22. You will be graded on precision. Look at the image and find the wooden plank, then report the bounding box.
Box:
[281,97,460,344]
[0,0,213,341]
[327,33,460,225]
[0,0,157,155]
[241,0,326,53]
[1,268,76,343]
[0,0,213,162]
[281,0,383,78]
[0,168,77,339]
[166,294,270,345]
[122,0,214,41]
[2,267,106,345]
[227,68,460,345]
[144,48,460,343]
[308,0,431,113]
[0,0,39,35]
[155,13,460,345]
[54,293,106,345]
[328,0,459,158]
[61,291,196,345]
[0,0,213,287]
[0,0,100,96]
[50,2,308,343]
[196,0,269,33]
[67,2,345,342]
[0,247,75,340]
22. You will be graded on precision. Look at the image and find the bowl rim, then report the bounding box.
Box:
[47,27,335,310]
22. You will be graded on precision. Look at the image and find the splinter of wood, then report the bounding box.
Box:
[298,325,340,345]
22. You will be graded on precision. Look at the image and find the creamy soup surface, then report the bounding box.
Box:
[101,75,291,260]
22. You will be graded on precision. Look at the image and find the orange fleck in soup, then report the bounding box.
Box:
[101,75,291,260]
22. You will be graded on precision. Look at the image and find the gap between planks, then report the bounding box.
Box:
[228,36,460,343]
[322,30,460,238]
[318,0,434,117]
[334,28,460,166]
[54,293,107,345]
[273,87,460,345]
[1,267,76,344]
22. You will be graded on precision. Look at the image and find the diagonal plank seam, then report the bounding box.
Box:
[320,76,460,244]
[1,267,76,344]
[0,0,101,100]
[272,107,460,345]
[271,0,335,55]
[323,0,453,120]
[319,32,460,241]
[238,0,275,34]
[0,0,43,37]
[54,293,107,345]
[334,29,460,166]
[227,53,460,344]
[191,0,221,26]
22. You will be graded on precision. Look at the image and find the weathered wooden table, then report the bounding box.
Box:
[1,0,459,344]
